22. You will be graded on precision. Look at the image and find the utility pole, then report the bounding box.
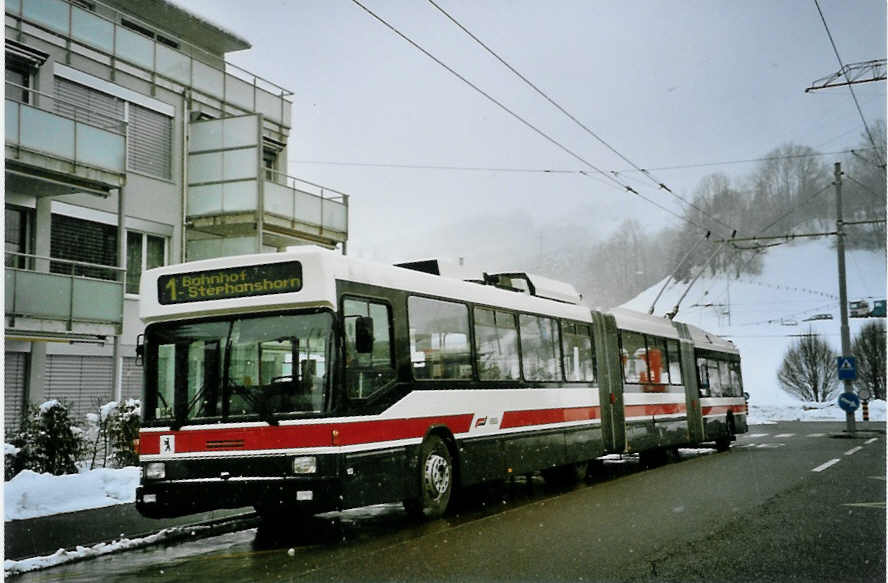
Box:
[834,162,856,435]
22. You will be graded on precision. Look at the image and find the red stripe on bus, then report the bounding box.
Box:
[500,406,600,429]
[139,413,474,455]
[623,403,686,417]
[701,404,746,416]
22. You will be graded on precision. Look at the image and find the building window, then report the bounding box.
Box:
[5,206,33,268]
[126,231,167,294]
[50,214,118,280]
[54,77,172,179]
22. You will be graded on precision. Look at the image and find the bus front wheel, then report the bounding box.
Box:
[404,435,453,519]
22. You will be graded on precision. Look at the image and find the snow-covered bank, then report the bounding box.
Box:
[621,239,886,406]
[4,466,139,521]
[747,400,886,425]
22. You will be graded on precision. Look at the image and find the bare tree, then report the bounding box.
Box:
[852,320,886,400]
[777,330,838,402]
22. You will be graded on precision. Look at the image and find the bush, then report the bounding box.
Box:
[777,330,838,402]
[107,400,141,468]
[7,400,86,478]
[86,400,142,469]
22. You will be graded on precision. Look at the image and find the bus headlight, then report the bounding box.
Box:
[292,456,317,474]
[145,462,166,479]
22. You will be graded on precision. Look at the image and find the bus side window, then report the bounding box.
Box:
[696,356,710,397]
[344,298,396,399]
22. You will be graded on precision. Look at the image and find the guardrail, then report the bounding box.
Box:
[5,251,125,326]
[5,82,127,174]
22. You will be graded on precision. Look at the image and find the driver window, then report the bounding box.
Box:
[344,298,396,399]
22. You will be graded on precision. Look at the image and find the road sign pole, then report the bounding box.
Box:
[834,162,856,436]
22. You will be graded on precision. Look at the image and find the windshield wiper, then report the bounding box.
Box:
[226,379,278,426]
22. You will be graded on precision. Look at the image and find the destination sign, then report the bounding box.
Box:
[158,262,302,304]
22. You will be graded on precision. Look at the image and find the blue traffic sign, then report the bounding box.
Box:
[838,392,860,413]
[837,356,857,381]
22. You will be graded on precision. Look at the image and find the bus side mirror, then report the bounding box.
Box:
[355,316,374,354]
[135,334,145,366]
[744,392,750,401]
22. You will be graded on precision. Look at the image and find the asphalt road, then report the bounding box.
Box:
[16,421,885,583]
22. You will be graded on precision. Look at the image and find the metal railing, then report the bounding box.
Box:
[5,251,125,327]
[5,81,127,134]
[265,168,350,204]
[7,0,293,121]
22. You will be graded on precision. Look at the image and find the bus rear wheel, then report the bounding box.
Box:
[404,435,453,519]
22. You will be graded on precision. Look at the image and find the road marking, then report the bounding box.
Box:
[747,433,769,438]
[811,458,841,472]
[845,446,863,456]
[865,437,878,445]
[806,433,826,438]
[842,502,886,509]
[774,433,795,438]
[869,476,887,481]
[755,443,785,449]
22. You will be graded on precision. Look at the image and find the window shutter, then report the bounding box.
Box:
[54,77,124,130]
[128,104,172,179]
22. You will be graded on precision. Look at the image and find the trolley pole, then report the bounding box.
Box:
[834,162,856,436]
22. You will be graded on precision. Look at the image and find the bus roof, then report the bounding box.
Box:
[140,246,594,324]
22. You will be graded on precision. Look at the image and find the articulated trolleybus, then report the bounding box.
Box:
[135,247,747,522]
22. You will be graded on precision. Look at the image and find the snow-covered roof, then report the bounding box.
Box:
[611,307,680,339]
[100,0,251,55]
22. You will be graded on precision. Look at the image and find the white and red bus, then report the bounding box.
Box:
[135,247,747,522]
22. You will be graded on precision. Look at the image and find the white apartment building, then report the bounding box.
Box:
[5,0,349,431]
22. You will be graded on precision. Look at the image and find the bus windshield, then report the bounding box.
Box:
[145,311,334,424]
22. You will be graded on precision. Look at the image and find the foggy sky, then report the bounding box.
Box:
[182,0,886,268]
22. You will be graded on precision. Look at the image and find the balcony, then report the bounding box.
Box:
[185,115,349,260]
[6,0,292,130]
[5,252,124,341]
[5,83,126,197]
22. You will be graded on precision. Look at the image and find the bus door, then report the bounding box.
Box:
[673,323,704,443]
[592,311,625,453]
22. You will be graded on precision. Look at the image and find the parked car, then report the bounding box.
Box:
[870,299,886,318]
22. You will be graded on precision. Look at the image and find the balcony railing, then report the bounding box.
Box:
[264,170,350,237]
[5,252,125,330]
[6,0,292,127]
[5,82,127,175]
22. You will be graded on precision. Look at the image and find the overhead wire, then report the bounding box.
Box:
[812,0,885,175]
[350,0,736,238]
[288,148,875,175]
[349,1,648,202]
[424,0,739,236]
[844,174,887,206]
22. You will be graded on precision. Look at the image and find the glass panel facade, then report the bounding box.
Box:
[155,43,190,85]
[75,123,125,171]
[223,148,258,180]
[222,180,258,212]
[20,105,75,159]
[192,60,224,97]
[519,314,560,381]
[474,308,520,380]
[115,27,155,70]
[71,7,114,53]
[5,101,20,143]
[22,0,68,33]
[408,296,471,380]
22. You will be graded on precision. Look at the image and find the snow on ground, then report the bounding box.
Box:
[4,466,139,521]
[3,529,178,576]
[622,238,886,406]
[748,399,886,425]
